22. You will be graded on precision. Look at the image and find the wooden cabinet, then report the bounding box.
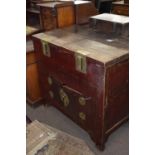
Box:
[74,1,98,24]
[38,1,75,31]
[112,1,129,16]
[32,25,129,150]
[38,1,98,31]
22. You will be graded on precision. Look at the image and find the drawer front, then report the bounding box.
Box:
[46,45,75,72]
[39,41,104,90]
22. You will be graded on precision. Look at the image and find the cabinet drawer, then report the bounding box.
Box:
[40,43,75,72]
[39,42,104,87]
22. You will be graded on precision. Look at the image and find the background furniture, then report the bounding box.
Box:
[38,1,98,31]
[89,13,129,35]
[96,0,113,13]
[38,1,75,31]
[112,0,129,16]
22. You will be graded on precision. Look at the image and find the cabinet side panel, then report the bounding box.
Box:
[105,59,129,132]
[75,3,98,24]
[57,6,75,28]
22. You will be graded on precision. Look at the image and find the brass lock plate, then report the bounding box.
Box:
[41,41,51,57]
[59,89,69,107]
[75,53,87,74]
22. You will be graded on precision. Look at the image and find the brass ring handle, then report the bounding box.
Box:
[79,112,86,121]
[79,96,91,106]
[79,97,86,106]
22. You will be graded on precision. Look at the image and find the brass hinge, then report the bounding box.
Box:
[75,53,87,74]
[41,41,51,57]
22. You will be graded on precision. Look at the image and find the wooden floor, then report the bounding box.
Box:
[27,103,129,155]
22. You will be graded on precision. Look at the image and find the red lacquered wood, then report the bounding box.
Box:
[32,29,129,150]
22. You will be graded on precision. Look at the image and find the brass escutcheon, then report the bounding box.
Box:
[79,112,86,120]
[79,97,86,106]
[59,89,69,107]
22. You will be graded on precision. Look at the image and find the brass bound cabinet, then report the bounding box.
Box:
[32,25,129,150]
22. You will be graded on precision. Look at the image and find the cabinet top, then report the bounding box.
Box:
[33,25,128,65]
[26,26,39,36]
[90,13,129,25]
[37,1,74,8]
[26,40,34,53]
[112,0,129,6]
[37,0,91,7]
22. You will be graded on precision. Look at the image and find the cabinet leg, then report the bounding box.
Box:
[96,143,105,151]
